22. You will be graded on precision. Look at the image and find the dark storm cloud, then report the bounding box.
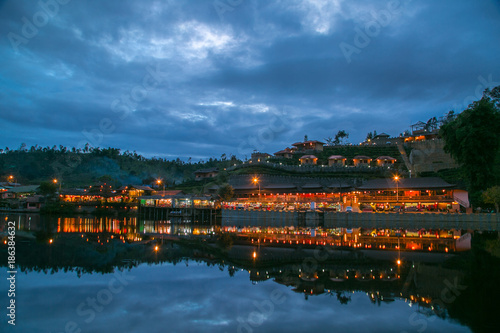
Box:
[0,0,499,159]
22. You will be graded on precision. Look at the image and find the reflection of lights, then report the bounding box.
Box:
[397,259,401,266]
[49,239,53,244]
[253,251,257,259]
[154,245,159,251]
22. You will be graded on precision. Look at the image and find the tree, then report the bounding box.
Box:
[39,181,58,196]
[333,130,349,145]
[440,95,500,203]
[482,186,500,213]
[324,137,334,146]
[217,184,234,202]
[365,131,373,141]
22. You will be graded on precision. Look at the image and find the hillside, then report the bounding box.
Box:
[0,147,241,187]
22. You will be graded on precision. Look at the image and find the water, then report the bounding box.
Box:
[1,213,498,332]
[0,263,472,333]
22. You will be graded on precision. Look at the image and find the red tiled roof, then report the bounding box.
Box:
[274,148,293,155]
[376,156,397,160]
[357,177,455,190]
[194,168,219,174]
[292,140,325,146]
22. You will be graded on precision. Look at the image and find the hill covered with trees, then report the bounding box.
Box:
[0,145,241,188]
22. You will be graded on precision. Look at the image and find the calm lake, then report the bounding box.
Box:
[0,214,498,333]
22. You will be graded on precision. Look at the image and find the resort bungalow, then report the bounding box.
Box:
[274,148,294,159]
[328,155,346,166]
[194,168,219,181]
[251,151,272,163]
[299,155,318,165]
[376,156,397,167]
[353,155,372,167]
[292,140,325,152]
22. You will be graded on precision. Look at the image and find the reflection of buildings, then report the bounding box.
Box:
[223,226,460,252]
[246,260,464,314]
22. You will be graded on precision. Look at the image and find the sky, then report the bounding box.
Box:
[1,0,499,161]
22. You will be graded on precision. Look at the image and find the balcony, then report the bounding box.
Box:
[357,195,453,203]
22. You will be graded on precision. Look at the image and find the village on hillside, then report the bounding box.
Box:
[0,116,474,215]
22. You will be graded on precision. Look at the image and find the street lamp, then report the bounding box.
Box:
[252,177,261,197]
[157,179,165,196]
[8,175,16,186]
[393,175,400,203]
[53,178,61,193]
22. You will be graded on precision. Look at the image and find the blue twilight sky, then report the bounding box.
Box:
[0,0,499,160]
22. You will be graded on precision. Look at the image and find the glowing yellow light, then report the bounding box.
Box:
[253,251,257,259]
[397,259,401,265]
[49,239,53,244]
[53,179,58,183]
[154,245,159,251]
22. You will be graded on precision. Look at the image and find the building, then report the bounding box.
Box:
[299,155,318,165]
[26,195,43,210]
[292,140,325,152]
[60,187,125,203]
[328,155,346,166]
[376,156,397,167]
[194,168,219,181]
[404,120,440,142]
[274,148,294,159]
[356,177,463,211]
[353,155,372,167]
[118,185,155,198]
[2,185,40,199]
[251,151,272,163]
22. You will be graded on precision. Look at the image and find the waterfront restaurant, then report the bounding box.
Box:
[226,179,353,211]
[139,193,216,209]
[356,177,462,212]
[225,176,465,212]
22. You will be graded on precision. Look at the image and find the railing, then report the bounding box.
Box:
[357,195,453,202]
[227,161,393,174]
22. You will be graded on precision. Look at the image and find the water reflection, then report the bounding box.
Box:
[1,214,498,332]
[2,213,465,254]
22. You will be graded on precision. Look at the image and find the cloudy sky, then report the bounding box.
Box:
[1,0,499,160]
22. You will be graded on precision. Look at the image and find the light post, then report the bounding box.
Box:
[157,179,165,196]
[8,175,16,186]
[53,178,61,193]
[394,175,399,203]
[252,177,261,197]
